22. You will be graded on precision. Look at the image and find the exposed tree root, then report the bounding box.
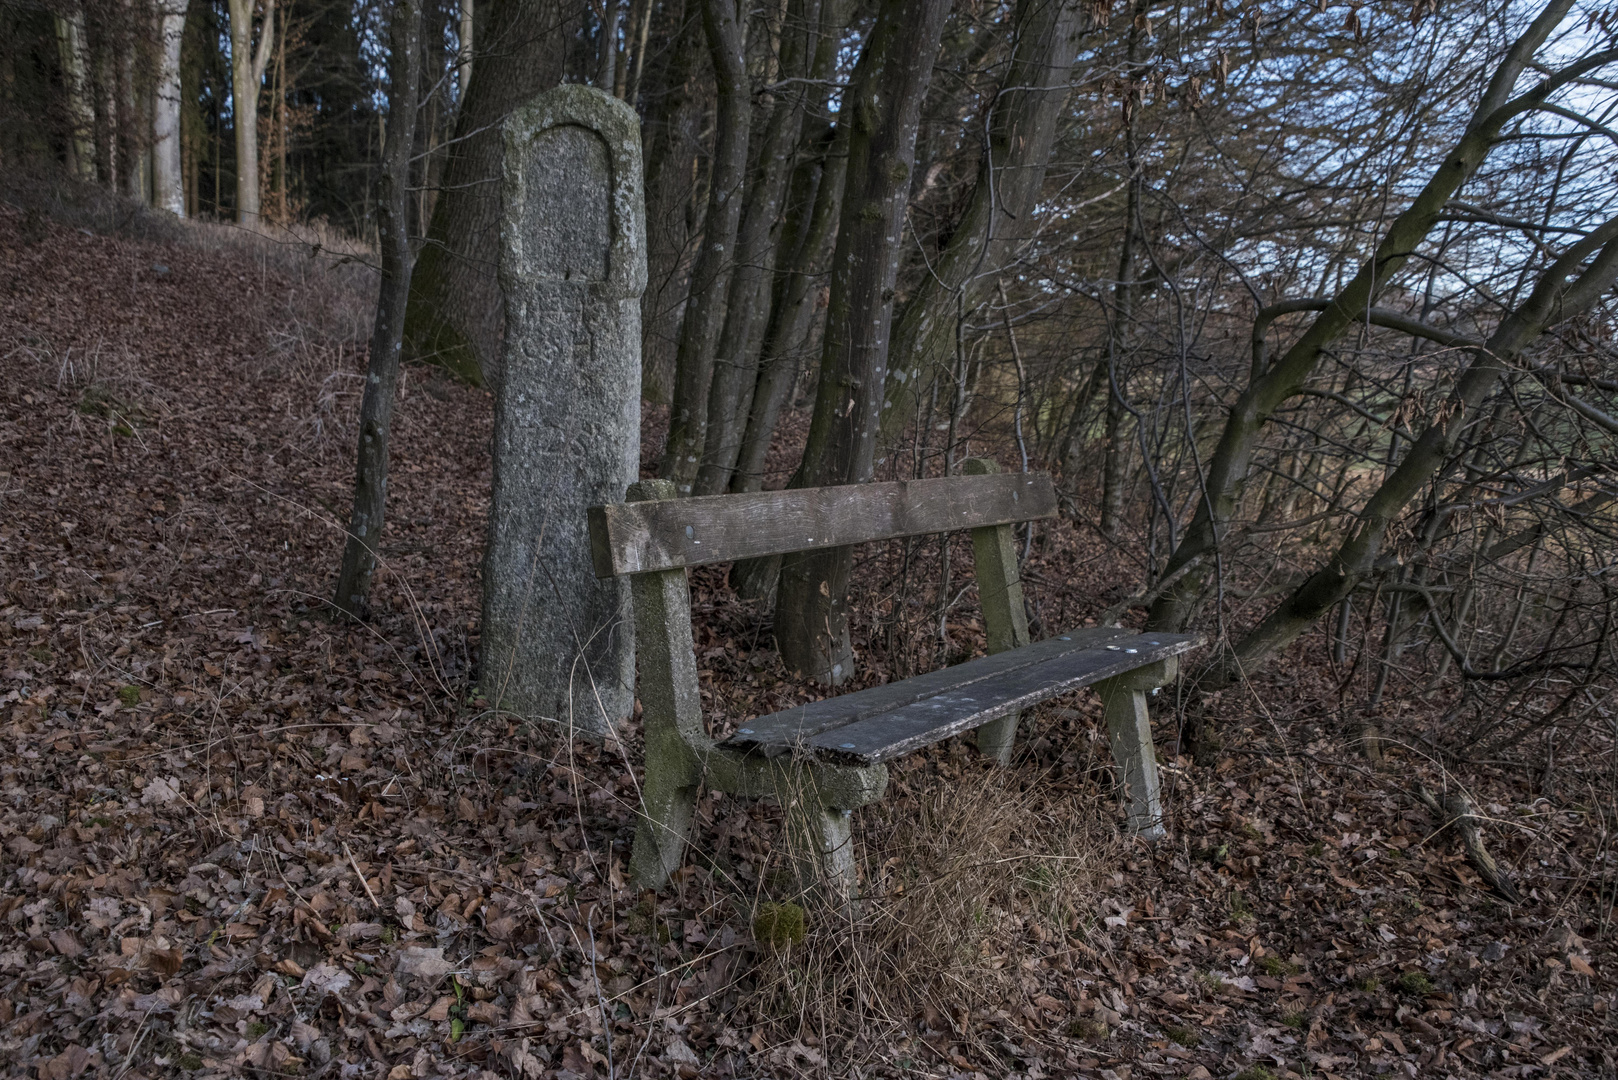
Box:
[1416,784,1522,904]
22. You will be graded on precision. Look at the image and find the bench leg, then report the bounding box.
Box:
[1096,660,1174,841]
[976,711,1019,765]
[629,741,701,889]
[787,799,860,906]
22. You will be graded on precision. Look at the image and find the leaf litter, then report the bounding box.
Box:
[0,204,1615,1079]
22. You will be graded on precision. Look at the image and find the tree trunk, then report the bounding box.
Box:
[94,21,119,188]
[118,0,146,203]
[772,0,951,683]
[732,117,845,490]
[457,0,473,100]
[334,0,423,619]
[725,0,850,503]
[402,0,570,388]
[53,9,97,181]
[690,0,830,496]
[657,0,749,493]
[227,0,273,224]
[637,0,705,402]
[878,0,1086,441]
[596,0,618,91]
[1146,0,1581,632]
[616,0,648,98]
[152,0,188,215]
[1099,3,1146,536]
[726,120,849,603]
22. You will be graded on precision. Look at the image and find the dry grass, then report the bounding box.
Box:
[742,755,1123,1072]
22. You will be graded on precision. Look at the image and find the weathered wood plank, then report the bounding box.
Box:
[588,471,1057,578]
[803,634,1199,764]
[721,627,1129,751]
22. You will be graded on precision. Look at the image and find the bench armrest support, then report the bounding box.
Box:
[624,478,888,897]
[965,458,1032,764]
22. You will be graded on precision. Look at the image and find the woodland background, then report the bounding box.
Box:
[2,0,1618,1076]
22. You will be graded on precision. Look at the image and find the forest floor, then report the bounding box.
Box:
[1,195,1615,1080]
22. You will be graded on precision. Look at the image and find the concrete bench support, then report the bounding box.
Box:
[964,458,1032,765]
[624,478,886,902]
[1096,657,1174,840]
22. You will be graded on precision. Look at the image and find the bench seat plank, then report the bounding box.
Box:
[796,633,1198,764]
[722,626,1130,751]
[589,471,1057,577]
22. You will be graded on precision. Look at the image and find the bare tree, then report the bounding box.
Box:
[1146,0,1607,633]
[227,0,274,224]
[402,0,576,387]
[334,0,423,619]
[152,0,188,216]
[658,0,750,492]
[772,0,953,683]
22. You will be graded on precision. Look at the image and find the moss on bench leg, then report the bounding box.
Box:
[625,478,710,889]
[794,764,887,906]
[630,752,701,889]
[1096,657,1176,841]
[625,559,702,887]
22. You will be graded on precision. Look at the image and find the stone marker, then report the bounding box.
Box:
[481,84,646,735]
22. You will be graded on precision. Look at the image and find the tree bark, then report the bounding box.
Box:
[877,0,1087,441]
[402,0,571,387]
[596,0,619,91]
[457,0,473,99]
[732,118,845,490]
[152,0,189,216]
[334,0,423,619]
[1146,0,1586,632]
[657,0,749,493]
[53,9,97,182]
[637,0,706,401]
[726,0,851,508]
[691,0,829,496]
[121,0,151,206]
[1100,9,1146,536]
[726,120,849,603]
[772,0,952,683]
[227,0,273,224]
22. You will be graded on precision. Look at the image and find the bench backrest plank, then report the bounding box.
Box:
[588,471,1057,578]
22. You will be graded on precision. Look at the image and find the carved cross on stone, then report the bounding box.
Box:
[482,84,647,735]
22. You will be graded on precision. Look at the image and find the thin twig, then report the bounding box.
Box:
[343,841,381,909]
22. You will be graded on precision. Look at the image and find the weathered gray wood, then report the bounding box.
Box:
[722,626,1129,751]
[965,458,1032,763]
[800,634,1198,764]
[588,471,1057,577]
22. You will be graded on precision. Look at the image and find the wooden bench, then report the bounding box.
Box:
[587,460,1199,899]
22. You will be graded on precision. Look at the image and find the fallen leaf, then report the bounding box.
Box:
[395,945,454,981]
[140,776,180,805]
[302,962,353,995]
